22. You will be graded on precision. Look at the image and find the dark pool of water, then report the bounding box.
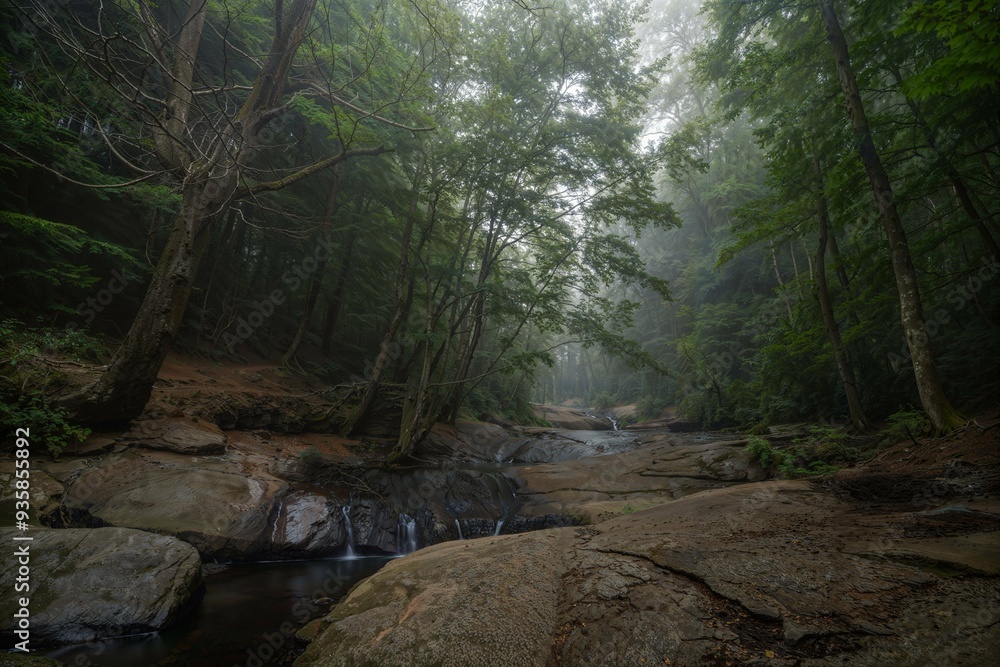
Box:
[39,556,390,667]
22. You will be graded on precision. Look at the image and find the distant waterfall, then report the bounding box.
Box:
[493,519,504,536]
[341,506,356,559]
[397,513,418,555]
[608,415,619,431]
[454,519,464,540]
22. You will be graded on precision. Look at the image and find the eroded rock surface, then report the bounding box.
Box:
[54,448,287,559]
[123,416,227,455]
[0,527,203,647]
[296,530,569,667]
[514,432,766,521]
[296,481,1000,667]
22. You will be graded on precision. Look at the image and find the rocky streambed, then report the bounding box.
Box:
[2,409,998,666]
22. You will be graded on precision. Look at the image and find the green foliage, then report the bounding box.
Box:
[0,321,101,455]
[592,392,616,411]
[0,391,89,456]
[897,0,1000,97]
[462,386,503,421]
[0,319,109,364]
[880,408,931,445]
[636,394,663,420]
[0,212,139,297]
[746,435,778,467]
[795,424,858,463]
[298,447,324,465]
[745,431,847,479]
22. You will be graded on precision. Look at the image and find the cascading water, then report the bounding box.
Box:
[608,415,619,431]
[487,472,513,537]
[397,513,418,555]
[454,519,464,540]
[341,505,356,559]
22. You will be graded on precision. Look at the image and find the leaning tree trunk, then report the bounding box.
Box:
[61,186,213,423]
[343,169,423,436]
[818,0,964,433]
[62,0,320,426]
[813,157,870,431]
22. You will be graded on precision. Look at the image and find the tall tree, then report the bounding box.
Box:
[817,0,964,432]
[12,0,434,424]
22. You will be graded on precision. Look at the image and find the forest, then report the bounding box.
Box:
[1,0,998,666]
[1,0,998,444]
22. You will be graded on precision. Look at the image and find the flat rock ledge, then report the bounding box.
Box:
[295,481,1000,667]
[123,416,227,455]
[0,527,204,647]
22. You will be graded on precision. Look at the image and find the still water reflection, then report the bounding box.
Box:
[41,556,389,666]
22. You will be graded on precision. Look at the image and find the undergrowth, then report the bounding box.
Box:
[745,424,858,478]
[0,319,100,455]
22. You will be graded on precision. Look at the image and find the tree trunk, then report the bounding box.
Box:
[320,226,358,355]
[281,166,341,365]
[813,156,870,431]
[818,0,964,432]
[343,168,423,435]
[62,0,321,425]
[60,186,213,423]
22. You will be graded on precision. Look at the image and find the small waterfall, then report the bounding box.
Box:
[269,498,284,555]
[341,506,356,559]
[493,519,504,536]
[397,513,418,555]
[454,519,464,540]
[608,415,619,431]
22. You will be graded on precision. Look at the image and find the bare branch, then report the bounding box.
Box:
[237,145,393,197]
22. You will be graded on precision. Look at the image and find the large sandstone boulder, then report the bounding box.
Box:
[295,530,568,667]
[296,481,1000,667]
[0,527,203,647]
[269,491,346,558]
[57,449,287,560]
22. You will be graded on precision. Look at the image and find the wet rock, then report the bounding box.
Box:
[123,417,227,455]
[269,492,345,558]
[530,404,611,430]
[58,449,287,560]
[298,481,1000,667]
[0,527,203,647]
[61,433,118,457]
[0,464,64,527]
[0,654,64,666]
[513,432,759,521]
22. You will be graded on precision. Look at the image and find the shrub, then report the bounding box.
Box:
[0,320,100,456]
[592,392,615,411]
[745,433,841,479]
[880,407,930,445]
[0,392,89,456]
[636,394,662,420]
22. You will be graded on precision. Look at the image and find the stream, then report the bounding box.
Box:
[39,557,389,667]
[30,424,643,665]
